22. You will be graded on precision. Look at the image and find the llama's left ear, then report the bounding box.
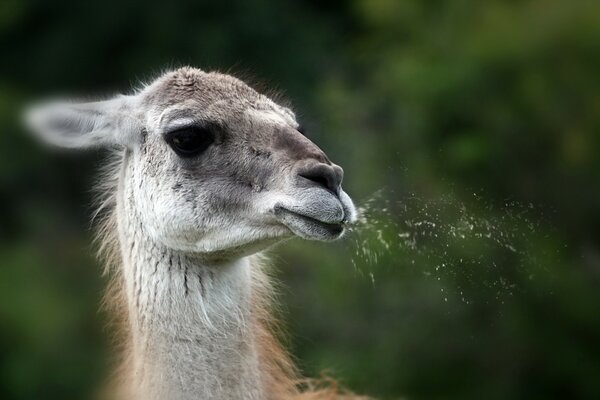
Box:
[24,95,142,149]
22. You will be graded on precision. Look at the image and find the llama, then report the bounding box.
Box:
[25,67,361,400]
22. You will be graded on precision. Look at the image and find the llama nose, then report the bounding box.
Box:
[298,162,344,194]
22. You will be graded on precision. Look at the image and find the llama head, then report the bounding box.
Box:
[26,67,356,259]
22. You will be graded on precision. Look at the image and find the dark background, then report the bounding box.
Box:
[1,1,600,399]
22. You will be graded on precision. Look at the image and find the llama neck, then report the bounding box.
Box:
[117,207,263,400]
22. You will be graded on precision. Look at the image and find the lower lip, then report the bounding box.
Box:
[275,207,345,236]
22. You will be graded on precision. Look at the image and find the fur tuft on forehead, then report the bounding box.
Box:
[144,67,262,105]
[138,67,298,129]
[171,66,204,86]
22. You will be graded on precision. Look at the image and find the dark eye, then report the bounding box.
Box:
[165,127,214,157]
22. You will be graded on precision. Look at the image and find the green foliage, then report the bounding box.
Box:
[1,1,599,399]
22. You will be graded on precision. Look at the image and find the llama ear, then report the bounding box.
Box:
[24,95,142,149]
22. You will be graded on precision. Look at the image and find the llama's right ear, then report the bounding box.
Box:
[24,95,142,149]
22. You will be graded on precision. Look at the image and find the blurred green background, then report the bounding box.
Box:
[1,0,600,399]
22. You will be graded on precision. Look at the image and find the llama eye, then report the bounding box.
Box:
[165,127,214,157]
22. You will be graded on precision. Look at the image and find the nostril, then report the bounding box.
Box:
[301,172,330,190]
[298,164,341,194]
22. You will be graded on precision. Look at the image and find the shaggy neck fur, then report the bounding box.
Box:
[120,239,261,400]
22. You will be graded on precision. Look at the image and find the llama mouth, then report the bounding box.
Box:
[273,205,345,241]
